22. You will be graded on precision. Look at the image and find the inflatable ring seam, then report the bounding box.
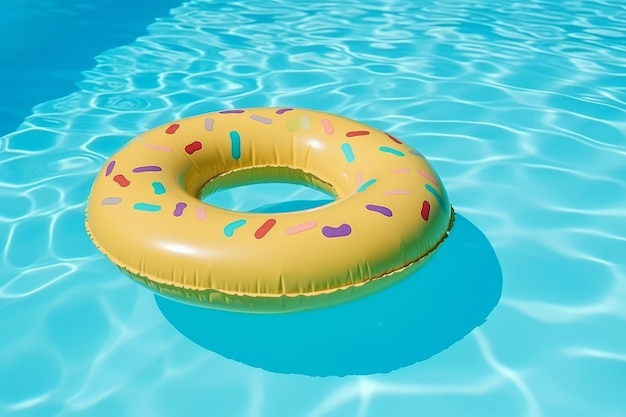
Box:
[85,107,454,312]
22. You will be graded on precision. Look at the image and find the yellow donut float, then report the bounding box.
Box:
[86,108,454,313]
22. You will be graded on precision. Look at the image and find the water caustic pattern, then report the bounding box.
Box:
[1,0,626,416]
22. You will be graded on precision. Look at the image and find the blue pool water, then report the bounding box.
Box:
[1,0,626,416]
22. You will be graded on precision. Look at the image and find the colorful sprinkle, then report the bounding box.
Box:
[144,143,172,152]
[196,206,207,221]
[113,174,130,187]
[346,130,370,137]
[286,221,317,235]
[276,108,293,114]
[105,160,115,176]
[220,109,245,114]
[418,169,439,186]
[321,118,334,135]
[133,203,161,212]
[255,218,277,239]
[425,184,445,207]
[250,114,272,124]
[173,202,187,217]
[421,200,431,221]
[224,219,246,237]
[133,165,162,173]
[391,167,411,174]
[286,117,300,132]
[322,224,352,238]
[366,204,393,217]
[185,141,202,155]
[204,118,214,131]
[101,197,122,206]
[301,115,310,130]
[152,182,166,195]
[383,189,411,196]
[355,172,363,187]
[341,143,355,163]
[357,178,377,192]
[379,146,405,157]
[165,124,180,134]
[386,133,402,144]
[230,131,241,160]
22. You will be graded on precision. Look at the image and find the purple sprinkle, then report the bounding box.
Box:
[219,109,245,114]
[105,160,116,176]
[322,224,352,238]
[275,108,293,115]
[132,165,162,173]
[366,204,393,217]
[173,202,187,217]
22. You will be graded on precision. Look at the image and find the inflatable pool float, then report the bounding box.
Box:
[85,108,454,312]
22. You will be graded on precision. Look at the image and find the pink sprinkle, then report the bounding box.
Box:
[144,143,172,152]
[196,206,207,221]
[355,172,363,187]
[383,189,411,196]
[391,167,411,174]
[418,169,439,186]
[286,221,317,235]
[321,118,334,135]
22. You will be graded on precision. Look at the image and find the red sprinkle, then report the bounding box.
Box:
[386,133,402,144]
[165,124,180,134]
[113,174,130,187]
[421,200,431,221]
[255,218,277,239]
[346,130,370,137]
[185,141,202,154]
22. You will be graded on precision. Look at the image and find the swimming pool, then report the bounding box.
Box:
[1,0,625,416]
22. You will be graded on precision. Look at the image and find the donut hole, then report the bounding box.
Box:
[198,166,337,213]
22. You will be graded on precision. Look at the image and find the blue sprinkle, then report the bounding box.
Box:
[152,182,166,195]
[357,179,377,192]
[224,219,247,237]
[341,143,355,163]
[230,131,241,160]
[379,146,405,157]
[425,184,445,207]
[133,203,161,212]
